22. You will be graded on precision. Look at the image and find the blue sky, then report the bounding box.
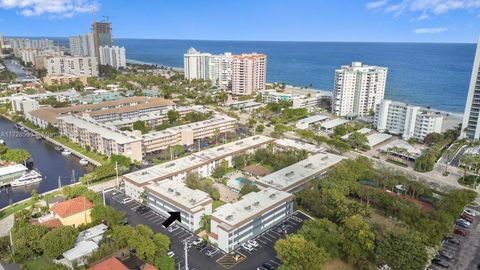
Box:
[0,0,479,43]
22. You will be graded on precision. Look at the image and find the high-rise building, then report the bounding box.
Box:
[6,38,54,50]
[0,33,4,54]
[183,47,211,80]
[45,56,99,77]
[332,62,388,117]
[209,53,233,90]
[462,37,480,140]
[99,45,126,69]
[92,21,113,59]
[231,53,267,96]
[375,99,443,140]
[69,33,96,57]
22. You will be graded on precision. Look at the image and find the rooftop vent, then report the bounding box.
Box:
[235,141,244,145]
[217,147,224,151]
[141,171,149,175]
[226,215,233,221]
[166,163,175,168]
[253,136,259,140]
[253,201,260,206]
[269,193,276,199]
[244,205,252,211]
[285,171,295,178]
[321,156,328,160]
[189,199,196,204]
[168,188,174,192]
[304,163,313,169]
[175,191,181,196]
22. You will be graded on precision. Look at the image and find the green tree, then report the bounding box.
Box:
[347,132,369,150]
[340,215,375,269]
[239,182,260,196]
[255,124,265,133]
[424,132,443,145]
[275,234,330,270]
[167,110,180,124]
[211,160,229,178]
[3,149,30,163]
[91,204,125,227]
[40,226,78,258]
[132,120,151,134]
[110,155,132,169]
[375,232,428,270]
[299,219,341,258]
[12,223,48,259]
[200,215,211,233]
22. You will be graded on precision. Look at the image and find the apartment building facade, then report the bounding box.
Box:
[462,37,480,140]
[69,33,96,57]
[11,96,39,117]
[332,62,387,116]
[184,47,211,80]
[144,180,213,231]
[231,53,267,96]
[209,188,294,252]
[99,45,126,69]
[209,53,233,90]
[45,56,99,77]
[375,99,443,140]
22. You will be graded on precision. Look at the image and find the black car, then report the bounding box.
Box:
[432,258,450,268]
[136,205,151,214]
[262,263,275,270]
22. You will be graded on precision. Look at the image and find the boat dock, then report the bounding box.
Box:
[17,123,102,167]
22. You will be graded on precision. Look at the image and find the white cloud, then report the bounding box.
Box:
[0,0,98,18]
[367,0,480,17]
[413,27,448,34]
[367,0,389,10]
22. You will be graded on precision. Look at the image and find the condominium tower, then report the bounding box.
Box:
[209,53,233,90]
[99,46,126,69]
[184,47,211,80]
[69,33,96,57]
[45,56,99,77]
[92,21,113,59]
[231,53,267,95]
[462,37,480,140]
[332,62,388,116]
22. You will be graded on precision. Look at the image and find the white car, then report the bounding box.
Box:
[242,243,254,251]
[247,240,259,247]
[464,209,476,217]
[167,251,175,257]
[121,198,132,204]
[192,238,203,246]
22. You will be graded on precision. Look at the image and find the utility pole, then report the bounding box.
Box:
[184,240,189,270]
[115,161,119,188]
[71,169,75,183]
[102,189,106,206]
[58,176,62,189]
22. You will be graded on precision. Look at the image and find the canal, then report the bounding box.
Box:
[3,60,36,82]
[0,117,93,208]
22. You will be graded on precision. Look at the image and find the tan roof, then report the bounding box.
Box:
[29,97,174,124]
[87,99,174,117]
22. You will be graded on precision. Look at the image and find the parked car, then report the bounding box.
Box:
[456,220,470,229]
[136,205,150,214]
[439,251,454,261]
[247,240,259,247]
[167,251,175,258]
[262,262,276,270]
[192,238,203,246]
[242,243,254,251]
[454,227,467,237]
[432,258,450,268]
[121,198,132,204]
[463,209,476,217]
[459,218,471,226]
[446,237,461,245]
[461,214,474,223]
[196,242,208,250]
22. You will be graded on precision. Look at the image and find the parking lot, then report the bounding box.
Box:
[427,206,480,270]
[105,189,310,270]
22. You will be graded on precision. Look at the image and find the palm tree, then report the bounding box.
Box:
[200,214,211,233]
[460,154,476,180]
[443,148,455,174]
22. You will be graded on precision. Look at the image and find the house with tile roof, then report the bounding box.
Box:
[88,257,129,270]
[50,196,93,227]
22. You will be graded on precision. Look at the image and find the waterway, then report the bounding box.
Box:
[0,117,93,208]
[3,59,36,82]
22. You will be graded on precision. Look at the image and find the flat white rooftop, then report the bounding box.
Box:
[124,135,275,186]
[297,115,329,125]
[366,133,392,147]
[273,138,325,153]
[59,115,141,144]
[212,187,293,230]
[145,180,212,212]
[0,164,28,177]
[380,139,423,158]
[254,153,345,191]
[320,118,350,129]
[341,128,372,140]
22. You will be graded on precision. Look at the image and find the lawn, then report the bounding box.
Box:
[0,201,29,220]
[324,259,358,270]
[53,136,109,165]
[23,255,56,270]
[213,200,226,210]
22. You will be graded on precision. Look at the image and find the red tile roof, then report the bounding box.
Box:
[209,232,218,240]
[142,264,158,270]
[88,257,129,270]
[50,196,93,218]
[41,218,63,228]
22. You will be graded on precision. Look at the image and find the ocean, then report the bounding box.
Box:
[53,38,476,114]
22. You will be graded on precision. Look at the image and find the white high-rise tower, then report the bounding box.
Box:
[461,37,480,140]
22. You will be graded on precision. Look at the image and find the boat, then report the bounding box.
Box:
[0,139,5,145]
[34,135,42,140]
[10,170,43,187]
[79,159,89,166]
[54,146,63,151]
[61,150,72,156]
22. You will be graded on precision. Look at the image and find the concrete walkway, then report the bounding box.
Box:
[0,215,14,237]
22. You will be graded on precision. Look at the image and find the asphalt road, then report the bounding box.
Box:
[105,189,310,270]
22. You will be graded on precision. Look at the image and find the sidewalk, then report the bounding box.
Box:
[0,215,14,237]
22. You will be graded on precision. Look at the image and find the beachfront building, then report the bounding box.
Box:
[462,37,480,140]
[99,45,126,69]
[231,53,267,95]
[123,135,274,201]
[57,115,143,161]
[332,62,388,117]
[259,90,294,103]
[184,47,211,80]
[69,33,96,57]
[144,180,213,231]
[209,188,294,252]
[7,38,54,50]
[209,53,233,90]
[375,99,443,140]
[45,56,99,77]
[292,93,332,112]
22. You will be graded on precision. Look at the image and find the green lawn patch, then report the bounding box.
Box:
[213,200,226,210]
[22,121,41,131]
[0,201,29,220]
[23,255,56,270]
[53,136,109,165]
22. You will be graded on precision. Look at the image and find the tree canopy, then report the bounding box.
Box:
[40,226,78,258]
[275,234,330,270]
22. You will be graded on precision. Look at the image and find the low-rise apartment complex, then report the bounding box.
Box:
[45,56,99,77]
[209,187,294,252]
[144,180,213,231]
[375,99,443,140]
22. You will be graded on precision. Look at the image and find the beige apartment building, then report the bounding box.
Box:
[43,74,88,86]
[231,53,267,96]
[44,56,99,77]
[58,115,143,161]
